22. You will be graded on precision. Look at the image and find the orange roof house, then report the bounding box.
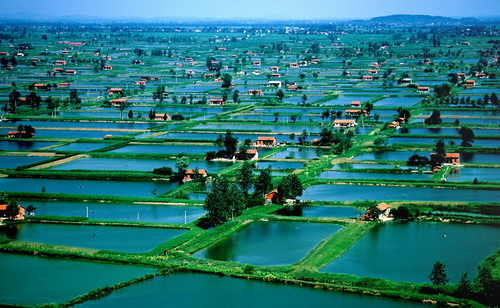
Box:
[289,63,299,68]
[253,136,277,147]
[236,149,259,161]
[58,82,70,87]
[183,169,207,182]
[103,65,113,70]
[248,89,263,95]
[55,60,67,65]
[0,204,25,220]
[430,153,460,165]
[154,113,171,121]
[108,88,123,94]
[350,101,361,107]
[111,99,127,106]
[464,80,475,88]
[209,98,224,105]
[345,109,368,116]
[417,87,430,93]
[362,75,373,81]
[252,61,261,66]
[334,119,357,128]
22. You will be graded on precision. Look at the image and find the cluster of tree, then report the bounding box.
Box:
[424,110,442,125]
[213,130,239,159]
[427,261,499,306]
[0,56,17,68]
[458,126,475,147]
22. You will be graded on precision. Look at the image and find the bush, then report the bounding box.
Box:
[152,166,173,175]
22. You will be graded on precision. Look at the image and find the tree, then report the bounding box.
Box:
[203,176,244,226]
[128,109,133,119]
[152,166,173,175]
[455,272,472,298]
[175,155,191,179]
[221,73,232,88]
[458,127,475,147]
[237,161,254,195]
[223,130,238,158]
[254,166,273,197]
[397,107,411,123]
[276,173,303,204]
[474,266,498,298]
[407,154,429,167]
[425,110,442,125]
[5,200,20,219]
[431,139,447,166]
[490,92,498,107]
[276,89,285,102]
[232,90,240,103]
[429,261,449,285]
[26,205,36,216]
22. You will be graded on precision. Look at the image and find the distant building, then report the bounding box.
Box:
[334,119,357,128]
[253,136,277,147]
[183,169,207,182]
[0,204,25,220]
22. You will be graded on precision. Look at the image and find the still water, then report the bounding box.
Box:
[0,223,186,253]
[193,221,342,266]
[321,222,500,283]
[20,200,206,224]
[75,272,426,308]
[0,253,155,307]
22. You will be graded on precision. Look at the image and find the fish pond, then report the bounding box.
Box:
[193,221,342,266]
[301,184,500,203]
[74,272,426,308]
[0,178,178,197]
[0,253,155,307]
[20,200,206,224]
[0,223,186,253]
[321,222,500,283]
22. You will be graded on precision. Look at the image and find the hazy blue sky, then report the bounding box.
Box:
[3,0,499,20]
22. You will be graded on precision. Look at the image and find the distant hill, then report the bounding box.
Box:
[368,14,479,25]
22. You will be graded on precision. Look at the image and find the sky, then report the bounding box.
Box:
[3,0,499,20]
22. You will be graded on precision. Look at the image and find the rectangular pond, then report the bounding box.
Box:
[193,124,323,134]
[316,170,432,181]
[301,184,500,203]
[446,167,499,182]
[0,155,51,169]
[277,205,360,218]
[0,253,155,307]
[397,127,499,136]
[109,144,219,154]
[48,157,234,173]
[0,140,59,151]
[269,147,322,159]
[0,178,178,197]
[320,222,500,283]
[374,97,422,107]
[193,221,343,266]
[51,142,113,152]
[158,132,292,143]
[254,161,304,170]
[21,200,206,224]
[0,223,186,253]
[332,163,396,169]
[74,272,426,308]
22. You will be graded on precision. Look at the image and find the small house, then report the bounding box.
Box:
[430,153,460,165]
[33,83,50,90]
[154,113,171,121]
[271,66,279,72]
[464,80,475,88]
[350,101,361,107]
[248,89,263,95]
[289,63,299,68]
[183,169,207,182]
[288,85,298,91]
[111,99,127,106]
[64,70,76,75]
[58,82,70,87]
[417,87,430,93]
[103,65,113,70]
[345,109,368,117]
[108,88,123,95]
[0,204,25,220]
[209,98,224,105]
[267,81,282,88]
[334,119,357,128]
[253,136,277,147]
[236,149,259,161]
[362,75,373,81]
[55,60,67,65]
[252,61,261,66]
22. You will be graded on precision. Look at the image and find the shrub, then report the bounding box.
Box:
[152,166,173,175]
